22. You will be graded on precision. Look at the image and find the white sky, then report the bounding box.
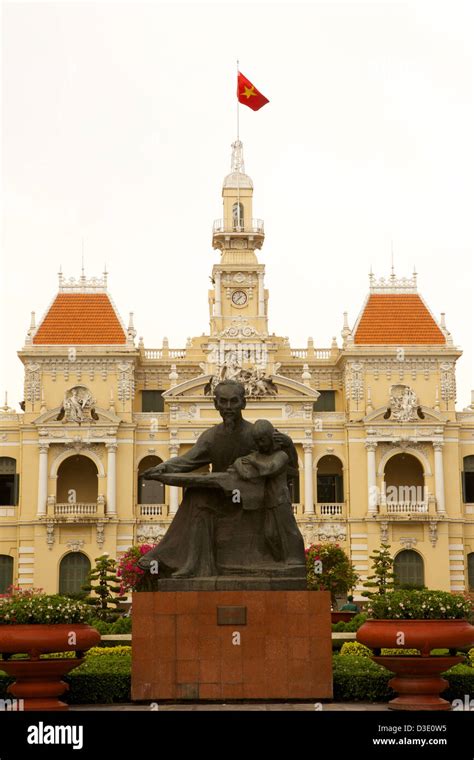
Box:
[1,0,473,409]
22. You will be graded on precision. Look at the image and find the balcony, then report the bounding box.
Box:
[378,496,437,517]
[213,218,264,234]
[138,504,169,517]
[318,503,345,517]
[49,496,105,519]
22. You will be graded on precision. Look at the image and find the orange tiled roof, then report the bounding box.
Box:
[33,293,127,345]
[354,294,446,345]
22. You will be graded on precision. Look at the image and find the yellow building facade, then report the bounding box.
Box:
[1,140,474,599]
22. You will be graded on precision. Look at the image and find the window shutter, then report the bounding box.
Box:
[13,474,20,506]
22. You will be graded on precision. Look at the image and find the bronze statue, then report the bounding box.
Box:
[138,380,305,583]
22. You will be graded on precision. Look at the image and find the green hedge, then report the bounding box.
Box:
[332,655,474,703]
[1,652,473,704]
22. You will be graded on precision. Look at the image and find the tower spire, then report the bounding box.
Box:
[231,140,245,174]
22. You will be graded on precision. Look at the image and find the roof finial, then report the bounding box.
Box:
[390,240,396,282]
[103,263,108,289]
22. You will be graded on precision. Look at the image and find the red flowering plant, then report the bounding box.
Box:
[305,543,359,608]
[117,544,159,593]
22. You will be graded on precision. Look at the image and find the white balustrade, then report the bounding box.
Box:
[318,503,344,516]
[385,501,429,514]
[139,504,167,516]
[55,503,98,516]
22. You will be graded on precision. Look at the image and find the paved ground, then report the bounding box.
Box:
[70,702,389,711]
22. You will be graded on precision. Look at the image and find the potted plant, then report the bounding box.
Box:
[305,543,359,620]
[357,589,474,711]
[0,587,100,711]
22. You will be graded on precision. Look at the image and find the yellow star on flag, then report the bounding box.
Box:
[243,85,257,99]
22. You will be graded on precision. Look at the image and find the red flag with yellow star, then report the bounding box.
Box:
[237,72,269,111]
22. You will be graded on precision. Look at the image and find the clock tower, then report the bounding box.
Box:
[209,141,268,341]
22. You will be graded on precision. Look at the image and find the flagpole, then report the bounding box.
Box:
[236,58,241,230]
[236,58,240,141]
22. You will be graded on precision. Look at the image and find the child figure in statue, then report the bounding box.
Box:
[229,419,302,562]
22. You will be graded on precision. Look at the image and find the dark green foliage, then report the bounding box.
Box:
[88,616,132,634]
[331,613,367,633]
[82,555,127,622]
[362,544,396,599]
[332,656,394,701]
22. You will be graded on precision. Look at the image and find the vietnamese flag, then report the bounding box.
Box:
[237,72,269,111]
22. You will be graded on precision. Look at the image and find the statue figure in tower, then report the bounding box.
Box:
[138,380,305,581]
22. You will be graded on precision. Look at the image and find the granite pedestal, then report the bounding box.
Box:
[132,590,333,701]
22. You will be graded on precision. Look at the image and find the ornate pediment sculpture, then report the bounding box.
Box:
[204,353,278,398]
[56,386,98,424]
[384,384,424,422]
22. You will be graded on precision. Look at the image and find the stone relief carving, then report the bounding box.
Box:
[222,272,257,287]
[57,386,98,424]
[66,539,85,552]
[25,363,41,402]
[385,384,421,422]
[344,361,364,403]
[204,353,278,398]
[137,523,168,544]
[299,522,347,545]
[400,537,418,549]
[440,362,456,402]
[216,316,265,340]
[117,362,135,402]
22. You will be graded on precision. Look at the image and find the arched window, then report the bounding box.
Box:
[468,553,474,591]
[232,202,244,229]
[317,455,343,503]
[138,456,165,504]
[59,552,91,596]
[394,550,425,589]
[0,457,19,506]
[0,555,13,594]
[462,456,474,503]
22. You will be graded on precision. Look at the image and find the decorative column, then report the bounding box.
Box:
[365,441,378,513]
[106,443,117,515]
[169,443,180,515]
[303,441,314,514]
[433,441,446,513]
[258,272,265,317]
[37,443,49,516]
[214,271,222,317]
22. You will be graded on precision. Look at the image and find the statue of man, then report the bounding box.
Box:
[138,379,299,578]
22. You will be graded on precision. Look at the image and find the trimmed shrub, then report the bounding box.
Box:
[332,655,393,701]
[339,642,372,657]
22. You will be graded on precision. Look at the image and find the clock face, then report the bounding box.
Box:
[232,289,248,306]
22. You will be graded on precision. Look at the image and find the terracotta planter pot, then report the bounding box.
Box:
[0,623,100,659]
[357,619,474,711]
[373,655,464,711]
[0,624,100,711]
[357,619,474,656]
